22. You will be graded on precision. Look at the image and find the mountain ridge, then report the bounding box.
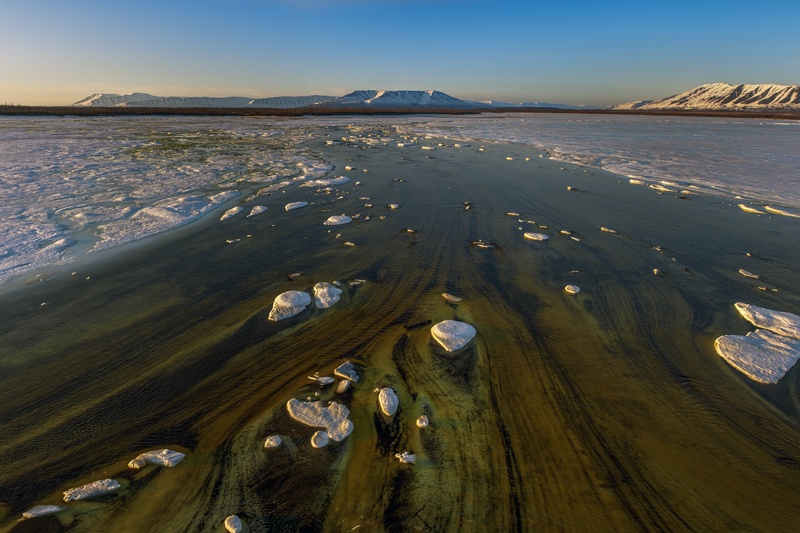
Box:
[612,83,800,110]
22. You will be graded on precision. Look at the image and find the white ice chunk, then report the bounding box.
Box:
[442,293,462,303]
[738,269,760,279]
[378,387,399,416]
[63,479,120,502]
[334,361,360,382]
[268,290,311,321]
[220,206,243,221]
[286,399,354,442]
[734,302,800,340]
[264,435,282,448]
[564,285,581,295]
[285,201,309,211]
[225,515,243,533]
[738,203,766,214]
[600,227,617,234]
[714,329,800,384]
[314,282,343,308]
[395,452,416,463]
[387,204,400,210]
[431,320,476,352]
[310,431,329,448]
[128,449,185,469]
[416,415,429,428]
[323,215,352,225]
[336,379,351,394]
[524,232,549,241]
[248,205,267,217]
[302,176,351,187]
[20,505,65,521]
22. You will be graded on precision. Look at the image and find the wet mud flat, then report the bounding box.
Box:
[1,125,799,532]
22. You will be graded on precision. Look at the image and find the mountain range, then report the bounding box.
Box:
[72,90,588,110]
[72,84,800,111]
[612,83,800,110]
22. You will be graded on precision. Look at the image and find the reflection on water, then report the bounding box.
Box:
[1,125,799,532]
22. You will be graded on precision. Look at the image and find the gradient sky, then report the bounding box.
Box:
[2,0,798,106]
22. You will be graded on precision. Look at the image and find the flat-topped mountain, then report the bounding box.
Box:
[613,83,800,110]
[73,93,336,108]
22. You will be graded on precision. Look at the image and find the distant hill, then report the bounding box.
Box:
[313,89,482,108]
[611,83,800,110]
[481,100,592,110]
[73,93,336,108]
[73,90,584,110]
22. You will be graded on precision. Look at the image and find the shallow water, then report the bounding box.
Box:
[1,124,799,532]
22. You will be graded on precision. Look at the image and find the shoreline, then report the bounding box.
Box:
[2,105,800,120]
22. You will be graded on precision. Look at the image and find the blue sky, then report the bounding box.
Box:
[2,0,798,106]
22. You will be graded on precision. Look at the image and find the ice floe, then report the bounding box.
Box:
[248,205,267,217]
[442,293,462,303]
[738,203,766,214]
[285,399,354,442]
[225,515,243,533]
[431,320,476,352]
[285,201,309,211]
[387,203,400,210]
[764,205,800,218]
[264,435,282,448]
[128,449,185,469]
[416,415,429,428]
[310,430,329,448]
[395,452,416,464]
[334,361,360,382]
[564,285,581,295]
[302,176,351,187]
[19,505,65,521]
[600,227,617,234]
[524,232,549,241]
[714,329,800,384]
[336,380,351,393]
[268,290,311,321]
[63,479,120,502]
[734,302,800,339]
[314,282,343,308]
[738,269,760,279]
[378,387,399,416]
[323,215,352,225]
[220,206,243,221]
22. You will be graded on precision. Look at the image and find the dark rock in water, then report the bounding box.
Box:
[406,319,432,330]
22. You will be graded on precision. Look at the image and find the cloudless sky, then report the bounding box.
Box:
[1,0,798,106]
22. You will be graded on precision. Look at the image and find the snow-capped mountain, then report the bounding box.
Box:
[73,93,336,108]
[612,83,800,110]
[314,90,484,108]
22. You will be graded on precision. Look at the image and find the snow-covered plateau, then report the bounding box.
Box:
[613,83,800,110]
